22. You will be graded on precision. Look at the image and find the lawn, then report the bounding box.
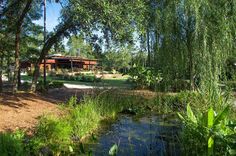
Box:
[21,75,132,88]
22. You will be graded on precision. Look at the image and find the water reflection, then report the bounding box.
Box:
[89,114,181,156]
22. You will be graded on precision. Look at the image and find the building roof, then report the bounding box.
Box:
[41,59,56,64]
[47,56,98,61]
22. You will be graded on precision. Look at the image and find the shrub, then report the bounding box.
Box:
[37,80,64,92]
[48,81,64,89]
[81,75,95,82]
[36,80,49,92]
[157,79,190,92]
[128,66,162,89]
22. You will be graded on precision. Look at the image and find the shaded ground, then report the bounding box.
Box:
[0,93,60,132]
[45,87,94,102]
[0,88,96,132]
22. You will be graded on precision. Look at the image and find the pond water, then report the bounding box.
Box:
[88,114,182,156]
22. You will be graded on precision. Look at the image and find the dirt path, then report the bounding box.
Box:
[0,93,60,132]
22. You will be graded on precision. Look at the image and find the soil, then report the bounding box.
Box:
[0,88,95,133]
[0,92,61,132]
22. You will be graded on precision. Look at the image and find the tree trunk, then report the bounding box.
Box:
[7,56,10,82]
[0,53,3,92]
[12,0,33,93]
[12,31,20,93]
[18,64,21,88]
[147,29,151,67]
[187,41,194,90]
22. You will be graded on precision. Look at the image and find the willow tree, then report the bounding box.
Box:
[150,0,235,93]
[185,0,235,96]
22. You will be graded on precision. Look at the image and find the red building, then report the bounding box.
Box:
[21,55,98,71]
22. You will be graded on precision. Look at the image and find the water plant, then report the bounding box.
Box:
[178,104,236,155]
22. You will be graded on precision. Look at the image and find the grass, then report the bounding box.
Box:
[21,75,131,88]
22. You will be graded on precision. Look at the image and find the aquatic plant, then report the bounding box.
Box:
[178,104,236,155]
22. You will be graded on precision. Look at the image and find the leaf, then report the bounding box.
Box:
[69,145,73,153]
[229,149,236,155]
[177,112,185,121]
[79,143,85,154]
[91,133,97,141]
[109,144,118,156]
[208,137,214,156]
[214,106,229,126]
[208,107,214,128]
[187,104,197,124]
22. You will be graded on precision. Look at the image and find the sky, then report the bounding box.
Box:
[34,2,62,32]
[33,2,71,49]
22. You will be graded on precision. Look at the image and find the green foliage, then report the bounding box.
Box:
[153,91,205,113]
[103,46,133,72]
[30,116,73,155]
[36,80,64,92]
[128,65,162,89]
[157,79,190,92]
[178,104,236,155]
[67,35,94,59]
[55,74,101,83]
[65,96,101,138]
[0,131,26,156]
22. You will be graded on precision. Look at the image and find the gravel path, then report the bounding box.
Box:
[63,83,116,89]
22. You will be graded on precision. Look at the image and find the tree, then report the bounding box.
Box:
[67,35,94,58]
[103,46,132,72]
[30,0,146,92]
[12,0,33,93]
[1,0,43,93]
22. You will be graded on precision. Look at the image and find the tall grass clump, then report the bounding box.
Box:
[0,131,26,156]
[30,116,73,155]
[66,96,102,138]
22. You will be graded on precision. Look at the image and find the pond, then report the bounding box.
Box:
[87,114,182,156]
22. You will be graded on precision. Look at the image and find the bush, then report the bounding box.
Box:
[128,66,162,89]
[81,75,95,82]
[37,80,64,92]
[48,81,64,89]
